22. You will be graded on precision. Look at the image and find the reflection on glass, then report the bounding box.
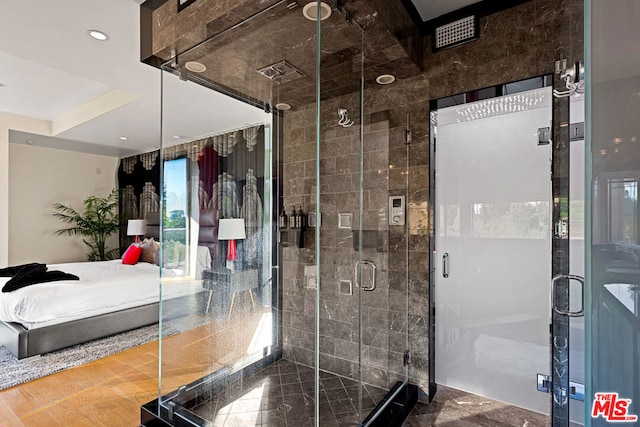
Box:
[605,284,640,315]
[157,123,275,423]
[163,158,188,271]
[438,204,460,237]
[588,1,640,415]
[472,201,550,239]
[608,179,638,243]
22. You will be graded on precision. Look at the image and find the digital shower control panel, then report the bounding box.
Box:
[388,196,405,226]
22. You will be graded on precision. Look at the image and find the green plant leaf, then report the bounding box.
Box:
[53,189,123,261]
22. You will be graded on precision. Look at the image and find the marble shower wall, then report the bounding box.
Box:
[281,75,431,392]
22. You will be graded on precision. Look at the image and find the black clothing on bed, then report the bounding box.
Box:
[0,263,46,277]
[1,263,79,293]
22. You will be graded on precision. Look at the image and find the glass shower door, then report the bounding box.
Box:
[315,11,413,425]
[433,85,553,413]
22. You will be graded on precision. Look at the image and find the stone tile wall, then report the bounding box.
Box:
[281,75,431,394]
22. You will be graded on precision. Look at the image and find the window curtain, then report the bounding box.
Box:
[193,126,266,270]
[118,125,265,268]
[117,151,161,251]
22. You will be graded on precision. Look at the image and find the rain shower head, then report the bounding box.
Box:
[256,60,305,83]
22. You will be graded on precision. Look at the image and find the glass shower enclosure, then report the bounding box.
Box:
[136,1,640,425]
[141,2,417,426]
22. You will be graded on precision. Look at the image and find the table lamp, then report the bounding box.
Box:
[127,219,147,242]
[218,218,246,269]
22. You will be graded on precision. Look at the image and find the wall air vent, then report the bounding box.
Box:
[256,60,305,83]
[434,15,478,51]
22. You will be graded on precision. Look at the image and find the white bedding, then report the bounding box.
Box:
[0,260,202,329]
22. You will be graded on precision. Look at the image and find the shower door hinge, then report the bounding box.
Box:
[538,127,551,145]
[570,122,585,141]
[167,401,176,421]
[403,350,412,366]
[537,374,585,401]
[537,373,552,394]
[555,219,568,239]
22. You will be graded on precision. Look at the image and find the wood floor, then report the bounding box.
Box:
[0,309,266,426]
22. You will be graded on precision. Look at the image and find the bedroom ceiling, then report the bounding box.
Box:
[0,0,271,157]
[0,0,489,158]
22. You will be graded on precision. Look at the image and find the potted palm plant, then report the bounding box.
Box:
[52,189,123,261]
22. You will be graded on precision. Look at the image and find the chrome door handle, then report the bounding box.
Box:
[552,274,584,317]
[355,260,377,291]
[442,253,449,278]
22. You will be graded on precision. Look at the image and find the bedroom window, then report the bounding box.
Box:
[163,157,189,269]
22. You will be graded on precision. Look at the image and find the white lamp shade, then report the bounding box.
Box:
[127,219,147,236]
[217,218,246,240]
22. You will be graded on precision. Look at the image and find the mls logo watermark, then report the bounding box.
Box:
[591,393,638,422]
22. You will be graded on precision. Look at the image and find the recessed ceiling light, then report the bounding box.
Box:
[275,103,292,111]
[87,29,109,41]
[185,61,207,73]
[119,136,128,141]
[25,140,35,145]
[376,74,396,85]
[303,2,332,21]
[173,135,181,139]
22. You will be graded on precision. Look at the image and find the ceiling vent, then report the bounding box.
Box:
[433,15,478,51]
[256,60,305,83]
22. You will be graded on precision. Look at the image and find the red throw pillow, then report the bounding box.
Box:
[122,244,142,265]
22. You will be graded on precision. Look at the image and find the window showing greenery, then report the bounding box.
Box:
[164,158,188,267]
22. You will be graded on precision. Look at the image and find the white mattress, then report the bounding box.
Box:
[0,260,202,329]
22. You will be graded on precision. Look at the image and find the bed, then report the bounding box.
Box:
[0,257,208,360]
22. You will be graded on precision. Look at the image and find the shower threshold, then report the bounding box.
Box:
[142,358,393,426]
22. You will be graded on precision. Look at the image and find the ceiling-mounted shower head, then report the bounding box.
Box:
[302,2,332,21]
[256,60,305,83]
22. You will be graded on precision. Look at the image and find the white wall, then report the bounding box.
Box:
[0,123,8,268]
[0,113,51,267]
[9,144,119,264]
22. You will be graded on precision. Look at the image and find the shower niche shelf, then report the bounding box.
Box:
[280,229,305,247]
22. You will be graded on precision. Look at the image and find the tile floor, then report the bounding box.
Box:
[406,386,550,426]
[188,359,551,426]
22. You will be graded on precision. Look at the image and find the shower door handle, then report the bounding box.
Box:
[442,253,449,278]
[355,260,377,291]
[551,274,584,317]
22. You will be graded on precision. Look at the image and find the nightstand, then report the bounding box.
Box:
[202,268,259,315]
